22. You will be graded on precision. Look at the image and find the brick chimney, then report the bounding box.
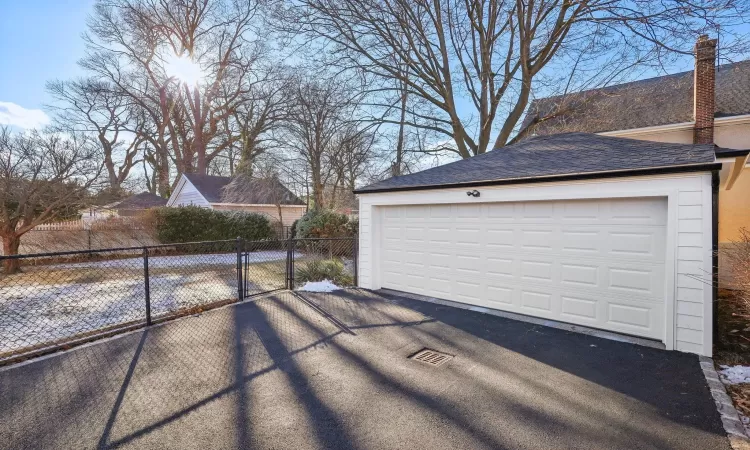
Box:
[693,35,717,144]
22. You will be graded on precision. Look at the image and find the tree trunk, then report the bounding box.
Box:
[2,234,21,274]
[394,79,408,177]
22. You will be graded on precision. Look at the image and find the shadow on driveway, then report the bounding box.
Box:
[0,288,729,449]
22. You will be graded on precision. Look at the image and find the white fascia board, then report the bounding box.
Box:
[598,114,750,138]
[598,122,694,137]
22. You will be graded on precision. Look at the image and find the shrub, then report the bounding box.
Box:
[345,216,359,236]
[723,228,750,313]
[296,209,355,239]
[152,206,274,243]
[295,259,353,286]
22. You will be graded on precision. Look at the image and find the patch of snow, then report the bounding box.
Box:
[297,280,341,293]
[719,365,750,384]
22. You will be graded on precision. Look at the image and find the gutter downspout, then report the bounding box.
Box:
[712,170,720,345]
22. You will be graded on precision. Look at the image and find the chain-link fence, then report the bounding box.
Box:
[0,237,357,366]
[291,238,358,290]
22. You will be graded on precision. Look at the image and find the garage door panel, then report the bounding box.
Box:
[486,285,515,305]
[520,260,555,282]
[455,227,482,246]
[560,263,599,288]
[561,295,600,321]
[380,198,667,340]
[521,290,554,312]
[520,229,555,251]
[607,265,664,298]
[560,229,602,254]
[608,198,667,225]
[607,229,665,260]
[456,204,482,219]
[486,257,516,277]
[454,280,483,302]
[426,227,452,243]
[561,201,601,221]
[429,205,452,218]
[485,228,516,248]
[455,254,482,274]
[607,303,653,330]
[487,203,516,219]
[521,202,555,220]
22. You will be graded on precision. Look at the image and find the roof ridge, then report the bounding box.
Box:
[530,59,750,105]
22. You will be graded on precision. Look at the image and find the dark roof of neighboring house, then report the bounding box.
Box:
[521,60,750,135]
[355,133,719,194]
[114,192,167,210]
[183,173,305,205]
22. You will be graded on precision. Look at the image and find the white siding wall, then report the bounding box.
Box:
[358,172,714,356]
[168,177,212,208]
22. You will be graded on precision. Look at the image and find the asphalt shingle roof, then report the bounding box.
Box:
[522,60,750,135]
[183,173,304,205]
[114,192,167,210]
[355,133,718,193]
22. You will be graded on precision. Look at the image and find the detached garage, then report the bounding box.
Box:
[354,133,741,357]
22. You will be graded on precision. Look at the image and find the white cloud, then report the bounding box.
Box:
[0,101,50,129]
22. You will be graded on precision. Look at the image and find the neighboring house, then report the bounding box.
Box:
[167,173,306,226]
[80,192,167,223]
[355,132,749,357]
[521,35,750,243]
[113,192,168,217]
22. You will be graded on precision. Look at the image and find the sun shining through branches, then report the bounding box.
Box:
[164,53,206,87]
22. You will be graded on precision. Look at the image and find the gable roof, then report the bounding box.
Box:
[355,133,719,194]
[521,60,750,135]
[183,173,304,205]
[114,192,167,210]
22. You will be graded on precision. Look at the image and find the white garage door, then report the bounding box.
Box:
[380,197,668,340]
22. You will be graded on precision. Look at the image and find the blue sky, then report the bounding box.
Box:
[0,0,94,128]
[0,1,747,132]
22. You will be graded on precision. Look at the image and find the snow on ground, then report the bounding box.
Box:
[0,273,240,354]
[719,365,750,384]
[297,280,342,293]
[0,250,293,355]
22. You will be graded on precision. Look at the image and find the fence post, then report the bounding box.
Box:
[143,247,152,326]
[237,237,244,301]
[353,237,358,287]
[285,238,293,290]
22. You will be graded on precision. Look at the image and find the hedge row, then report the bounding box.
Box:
[150,206,274,243]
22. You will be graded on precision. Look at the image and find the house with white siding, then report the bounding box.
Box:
[167,173,306,226]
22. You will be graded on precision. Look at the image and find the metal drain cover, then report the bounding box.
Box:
[409,348,454,367]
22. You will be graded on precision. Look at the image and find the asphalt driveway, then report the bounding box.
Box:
[0,288,728,449]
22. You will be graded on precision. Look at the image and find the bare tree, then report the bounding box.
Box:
[0,128,103,273]
[287,0,750,158]
[81,0,270,193]
[46,77,146,192]
[329,124,377,209]
[285,77,355,210]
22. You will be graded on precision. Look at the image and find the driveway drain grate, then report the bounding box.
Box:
[409,348,454,367]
